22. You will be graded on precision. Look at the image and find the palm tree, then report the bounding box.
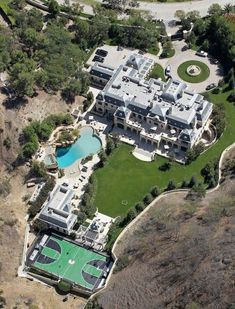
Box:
[223,3,234,14]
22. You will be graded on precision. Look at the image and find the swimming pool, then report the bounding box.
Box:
[56,126,102,168]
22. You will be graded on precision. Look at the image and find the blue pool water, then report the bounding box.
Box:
[56,126,102,168]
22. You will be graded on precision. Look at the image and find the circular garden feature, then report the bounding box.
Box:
[177,60,210,83]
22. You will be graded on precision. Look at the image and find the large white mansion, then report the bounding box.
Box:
[89,54,213,158]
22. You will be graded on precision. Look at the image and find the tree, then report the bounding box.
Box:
[143,193,153,205]
[135,201,145,213]
[223,3,234,14]
[125,207,137,223]
[193,19,207,36]
[106,137,115,155]
[186,142,205,164]
[151,186,160,197]
[174,10,186,20]
[186,10,200,22]
[30,161,48,178]
[98,150,107,167]
[186,183,206,201]
[77,212,87,225]
[48,0,60,17]
[62,79,81,102]
[167,180,176,191]
[189,176,198,188]
[181,180,189,188]
[201,39,210,52]
[208,3,222,16]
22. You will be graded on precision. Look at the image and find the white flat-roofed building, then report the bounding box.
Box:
[38,185,77,234]
[91,53,212,157]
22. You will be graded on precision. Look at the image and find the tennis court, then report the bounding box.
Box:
[31,234,109,291]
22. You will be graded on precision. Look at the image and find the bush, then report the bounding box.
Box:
[143,193,153,205]
[189,176,198,188]
[135,201,145,213]
[3,136,11,150]
[114,255,129,273]
[28,177,55,218]
[181,180,189,188]
[159,162,171,171]
[167,180,176,191]
[228,93,235,103]
[151,186,160,197]
[0,179,11,197]
[186,142,205,164]
[186,183,206,201]
[212,88,220,94]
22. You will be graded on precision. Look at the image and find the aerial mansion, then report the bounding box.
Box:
[90,54,213,159]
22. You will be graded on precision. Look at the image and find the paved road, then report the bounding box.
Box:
[76,0,231,20]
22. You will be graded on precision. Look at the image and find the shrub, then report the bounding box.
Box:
[3,136,11,150]
[143,193,153,205]
[151,186,160,197]
[0,179,11,197]
[186,142,205,164]
[181,180,189,188]
[159,162,171,171]
[167,180,176,191]
[135,201,145,213]
[113,255,129,273]
[189,176,198,188]
[228,93,235,103]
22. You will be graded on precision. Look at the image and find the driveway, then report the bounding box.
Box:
[157,40,223,93]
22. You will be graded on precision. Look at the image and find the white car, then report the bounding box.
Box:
[196,50,208,57]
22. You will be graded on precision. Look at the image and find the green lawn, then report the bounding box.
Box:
[177,60,210,83]
[0,0,15,25]
[93,88,235,217]
[148,63,166,81]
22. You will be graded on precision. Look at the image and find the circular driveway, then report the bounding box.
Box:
[158,41,223,93]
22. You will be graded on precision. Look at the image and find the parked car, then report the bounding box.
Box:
[196,50,208,57]
[165,65,171,76]
[96,49,108,57]
[92,55,104,63]
[181,45,189,51]
[210,57,219,64]
[206,83,216,91]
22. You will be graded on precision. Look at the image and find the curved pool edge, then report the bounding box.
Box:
[55,125,103,169]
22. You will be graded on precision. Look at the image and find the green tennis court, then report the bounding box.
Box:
[32,235,108,290]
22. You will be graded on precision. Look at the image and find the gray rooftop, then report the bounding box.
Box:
[97,54,212,130]
[39,185,77,232]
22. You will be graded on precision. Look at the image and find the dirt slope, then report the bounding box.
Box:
[96,179,235,309]
[0,90,85,308]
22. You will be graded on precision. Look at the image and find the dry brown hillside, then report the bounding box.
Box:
[0,90,85,308]
[96,178,235,309]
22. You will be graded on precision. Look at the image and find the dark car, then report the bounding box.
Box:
[92,55,104,63]
[96,49,108,57]
[206,83,216,91]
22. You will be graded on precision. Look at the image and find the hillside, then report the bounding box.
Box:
[95,175,235,309]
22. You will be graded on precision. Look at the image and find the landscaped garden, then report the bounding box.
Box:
[177,60,210,83]
[148,63,166,81]
[93,87,235,218]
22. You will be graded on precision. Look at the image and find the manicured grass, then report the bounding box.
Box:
[0,0,15,25]
[147,44,160,56]
[93,88,234,218]
[148,63,166,81]
[177,60,210,83]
